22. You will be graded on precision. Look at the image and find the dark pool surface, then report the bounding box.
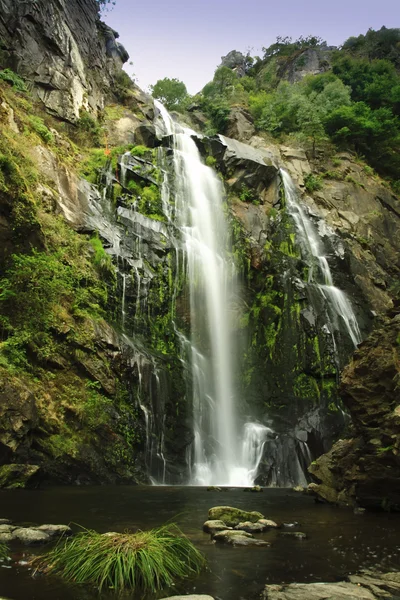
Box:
[0,486,399,600]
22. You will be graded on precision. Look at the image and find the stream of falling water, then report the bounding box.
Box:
[155,102,270,485]
[280,169,362,348]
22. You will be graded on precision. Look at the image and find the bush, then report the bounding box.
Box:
[33,524,205,593]
[304,173,323,192]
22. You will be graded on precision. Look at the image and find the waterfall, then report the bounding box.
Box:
[155,102,268,485]
[280,169,362,348]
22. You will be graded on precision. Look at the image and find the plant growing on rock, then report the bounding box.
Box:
[33,524,205,593]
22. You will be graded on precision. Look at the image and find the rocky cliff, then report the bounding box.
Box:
[0,0,128,121]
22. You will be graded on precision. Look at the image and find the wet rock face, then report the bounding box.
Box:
[0,0,128,121]
[308,315,400,510]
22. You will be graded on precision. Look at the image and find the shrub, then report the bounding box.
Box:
[205,155,216,167]
[33,524,205,593]
[304,173,323,192]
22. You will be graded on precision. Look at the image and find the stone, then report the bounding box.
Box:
[0,520,12,525]
[279,532,307,539]
[202,520,231,534]
[225,107,255,142]
[0,533,15,542]
[234,521,265,533]
[0,525,16,533]
[35,524,72,537]
[258,519,279,529]
[12,528,50,545]
[213,530,269,546]
[208,506,264,527]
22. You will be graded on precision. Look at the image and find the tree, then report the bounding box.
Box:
[149,78,188,111]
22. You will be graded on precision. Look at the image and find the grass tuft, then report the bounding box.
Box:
[32,524,205,592]
[0,542,9,561]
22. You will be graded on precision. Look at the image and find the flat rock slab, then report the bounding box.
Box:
[208,506,264,526]
[213,530,269,546]
[262,572,400,599]
[35,524,72,537]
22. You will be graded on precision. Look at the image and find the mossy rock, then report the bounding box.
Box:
[208,506,264,526]
[0,464,40,489]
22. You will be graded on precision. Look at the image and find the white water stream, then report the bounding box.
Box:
[280,170,361,347]
[155,102,269,485]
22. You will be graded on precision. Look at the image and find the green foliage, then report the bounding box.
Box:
[304,173,323,192]
[76,111,102,147]
[0,542,8,561]
[262,35,326,60]
[150,78,188,110]
[205,155,217,167]
[33,524,205,593]
[0,69,27,92]
[28,116,53,144]
[89,233,113,273]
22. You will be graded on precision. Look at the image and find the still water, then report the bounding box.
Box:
[0,486,399,600]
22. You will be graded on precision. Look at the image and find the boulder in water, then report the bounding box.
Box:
[258,519,280,529]
[213,530,270,546]
[208,506,264,526]
[203,520,231,534]
[13,528,51,545]
[234,521,265,533]
[280,531,307,540]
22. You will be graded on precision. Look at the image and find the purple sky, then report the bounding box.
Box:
[103,0,399,94]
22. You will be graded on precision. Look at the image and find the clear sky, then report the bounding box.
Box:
[103,0,399,94]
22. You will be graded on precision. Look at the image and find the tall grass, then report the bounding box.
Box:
[32,524,205,592]
[0,542,8,561]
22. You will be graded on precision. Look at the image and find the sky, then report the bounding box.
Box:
[103,0,399,94]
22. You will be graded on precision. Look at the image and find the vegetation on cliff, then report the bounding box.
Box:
[185,27,400,190]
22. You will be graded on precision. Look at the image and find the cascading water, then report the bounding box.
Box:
[280,169,362,349]
[155,102,269,485]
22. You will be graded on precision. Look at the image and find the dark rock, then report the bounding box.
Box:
[0,464,40,490]
[308,317,400,510]
[134,123,159,148]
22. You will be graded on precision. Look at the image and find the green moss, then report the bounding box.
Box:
[293,373,321,402]
[0,68,27,92]
[206,155,217,168]
[208,506,264,526]
[28,116,54,144]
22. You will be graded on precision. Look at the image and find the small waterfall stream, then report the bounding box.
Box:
[155,102,269,485]
[280,170,362,349]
